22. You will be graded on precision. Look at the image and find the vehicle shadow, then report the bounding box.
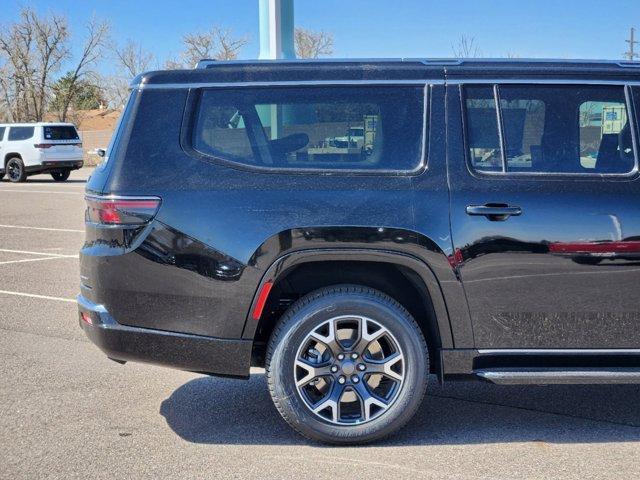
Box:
[160,373,640,446]
[4,179,88,184]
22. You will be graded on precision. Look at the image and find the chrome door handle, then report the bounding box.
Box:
[466,204,522,221]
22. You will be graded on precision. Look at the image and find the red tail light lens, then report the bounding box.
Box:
[80,312,93,325]
[34,142,82,149]
[85,196,161,226]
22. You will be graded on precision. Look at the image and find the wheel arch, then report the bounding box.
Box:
[243,248,454,374]
[4,153,22,166]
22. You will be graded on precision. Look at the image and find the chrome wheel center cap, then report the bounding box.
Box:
[341,360,355,375]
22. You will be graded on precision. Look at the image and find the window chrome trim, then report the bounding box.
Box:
[421,84,429,171]
[134,79,441,90]
[182,82,431,176]
[460,82,640,179]
[84,194,162,202]
[493,84,507,173]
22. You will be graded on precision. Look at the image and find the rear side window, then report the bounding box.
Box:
[464,86,501,172]
[8,126,34,141]
[43,125,79,140]
[0,127,5,141]
[464,84,636,175]
[192,85,425,172]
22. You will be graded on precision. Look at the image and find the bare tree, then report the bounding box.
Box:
[113,39,155,78]
[0,8,69,121]
[295,27,333,58]
[0,8,109,121]
[0,64,13,121]
[169,27,248,68]
[163,57,184,70]
[103,39,155,109]
[55,17,109,121]
[97,75,129,110]
[452,35,481,58]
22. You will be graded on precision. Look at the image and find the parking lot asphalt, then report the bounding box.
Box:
[1,168,640,479]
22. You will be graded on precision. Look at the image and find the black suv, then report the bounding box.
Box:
[79,59,640,444]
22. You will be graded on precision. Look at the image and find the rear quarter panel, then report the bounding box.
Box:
[87,86,462,343]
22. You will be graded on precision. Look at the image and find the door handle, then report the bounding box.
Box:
[466,204,522,221]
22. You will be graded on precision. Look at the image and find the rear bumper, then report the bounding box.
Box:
[77,295,252,378]
[24,160,84,174]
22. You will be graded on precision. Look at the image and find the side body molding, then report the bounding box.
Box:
[241,248,454,349]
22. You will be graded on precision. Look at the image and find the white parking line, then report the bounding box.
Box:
[0,248,78,258]
[0,289,76,303]
[0,256,71,266]
[0,189,83,195]
[0,224,83,233]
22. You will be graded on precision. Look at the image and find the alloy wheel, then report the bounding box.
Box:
[8,160,22,182]
[294,315,405,425]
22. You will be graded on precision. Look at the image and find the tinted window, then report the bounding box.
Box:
[8,126,34,141]
[105,90,137,161]
[43,125,79,140]
[464,86,502,172]
[464,85,635,175]
[0,127,5,141]
[499,94,545,172]
[579,100,629,170]
[193,86,425,172]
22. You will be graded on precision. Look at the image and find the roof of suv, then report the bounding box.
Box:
[0,122,76,127]
[133,58,640,88]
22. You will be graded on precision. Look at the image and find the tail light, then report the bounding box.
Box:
[85,195,161,226]
[34,142,82,149]
[80,311,93,325]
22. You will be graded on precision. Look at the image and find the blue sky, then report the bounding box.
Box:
[5,0,640,69]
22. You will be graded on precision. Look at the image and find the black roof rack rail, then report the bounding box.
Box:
[194,58,458,69]
[196,59,217,69]
[194,57,640,67]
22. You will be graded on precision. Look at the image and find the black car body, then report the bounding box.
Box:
[79,59,640,443]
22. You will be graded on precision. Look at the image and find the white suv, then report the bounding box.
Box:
[0,123,84,182]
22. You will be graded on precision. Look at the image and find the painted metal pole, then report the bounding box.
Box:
[258,0,295,138]
[258,0,295,60]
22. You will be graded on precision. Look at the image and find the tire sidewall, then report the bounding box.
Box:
[268,290,428,444]
[51,170,71,181]
[7,158,25,182]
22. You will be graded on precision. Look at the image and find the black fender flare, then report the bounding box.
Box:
[241,248,454,349]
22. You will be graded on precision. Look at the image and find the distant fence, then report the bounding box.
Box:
[79,129,114,166]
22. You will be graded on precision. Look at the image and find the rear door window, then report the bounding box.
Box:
[43,125,80,141]
[463,84,636,175]
[579,100,629,170]
[498,94,545,172]
[8,126,34,141]
[192,85,426,172]
[464,86,502,172]
[0,127,5,141]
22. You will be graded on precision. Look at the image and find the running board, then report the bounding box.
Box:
[475,368,640,385]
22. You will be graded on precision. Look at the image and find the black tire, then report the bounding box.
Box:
[51,170,71,182]
[0,171,4,181]
[572,256,602,265]
[6,157,26,183]
[266,285,429,445]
